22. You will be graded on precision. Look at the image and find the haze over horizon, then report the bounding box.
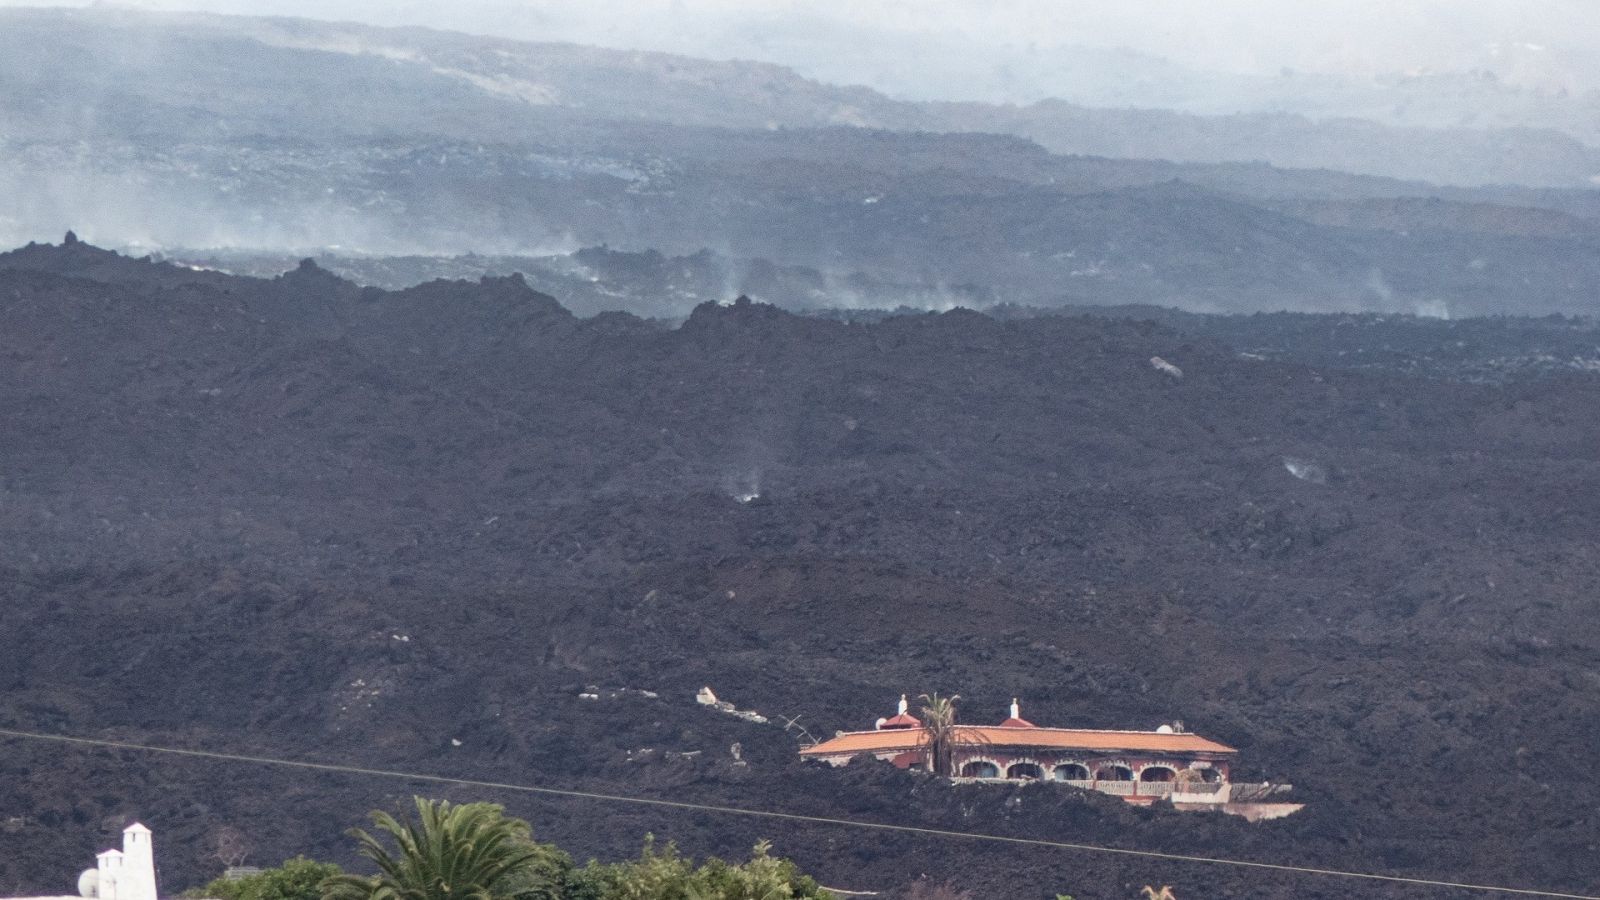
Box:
[6,0,1600,104]
[2,0,1598,316]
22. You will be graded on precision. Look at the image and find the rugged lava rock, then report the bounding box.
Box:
[2,242,1599,898]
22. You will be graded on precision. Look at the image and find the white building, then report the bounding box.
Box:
[70,824,159,900]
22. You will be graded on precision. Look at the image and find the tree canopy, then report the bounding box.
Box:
[321,798,545,900]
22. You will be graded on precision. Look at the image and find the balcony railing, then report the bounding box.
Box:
[1077,780,1229,801]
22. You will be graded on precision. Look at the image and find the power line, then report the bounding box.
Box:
[0,727,1591,900]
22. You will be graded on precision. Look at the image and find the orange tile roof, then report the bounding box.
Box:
[800,725,1237,757]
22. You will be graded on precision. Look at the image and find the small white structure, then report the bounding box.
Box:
[76,824,158,900]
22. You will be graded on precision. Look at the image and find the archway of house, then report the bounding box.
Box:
[1198,767,1222,782]
[1053,763,1091,781]
[1139,765,1178,782]
[1007,762,1045,780]
[1095,764,1134,781]
[961,760,1000,779]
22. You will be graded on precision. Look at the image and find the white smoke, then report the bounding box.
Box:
[1413,299,1451,320]
[1365,268,1395,306]
[725,469,761,503]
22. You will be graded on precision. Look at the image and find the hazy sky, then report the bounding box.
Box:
[8,0,1600,100]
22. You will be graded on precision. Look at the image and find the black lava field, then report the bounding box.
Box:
[3,240,1600,899]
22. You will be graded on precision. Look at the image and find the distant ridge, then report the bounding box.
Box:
[3,6,1600,187]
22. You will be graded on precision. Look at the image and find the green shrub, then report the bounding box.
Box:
[563,836,832,900]
[499,842,577,900]
[186,857,342,900]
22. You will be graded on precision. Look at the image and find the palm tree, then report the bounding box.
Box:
[918,692,961,777]
[321,797,543,900]
[1140,886,1177,900]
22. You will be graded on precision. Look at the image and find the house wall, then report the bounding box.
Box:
[812,748,1230,782]
[949,750,1228,781]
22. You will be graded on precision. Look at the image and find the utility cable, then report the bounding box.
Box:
[0,727,1592,900]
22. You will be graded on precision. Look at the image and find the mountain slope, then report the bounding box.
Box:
[2,242,1600,897]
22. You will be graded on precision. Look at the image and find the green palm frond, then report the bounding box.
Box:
[320,798,541,900]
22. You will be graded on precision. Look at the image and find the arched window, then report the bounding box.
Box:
[1095,764,1134,781]
[961,761,1000,779]
[1139,766,1178,782]
[1007,762,1044,780]
[1053,763,1091,781]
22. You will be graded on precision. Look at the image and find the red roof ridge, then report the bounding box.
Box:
[830,725,1221,737]
[801,724,1238,756]
[876,694,922,730]
[978,725,1214,736]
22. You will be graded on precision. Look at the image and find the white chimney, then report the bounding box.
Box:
[118,824,157,900]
